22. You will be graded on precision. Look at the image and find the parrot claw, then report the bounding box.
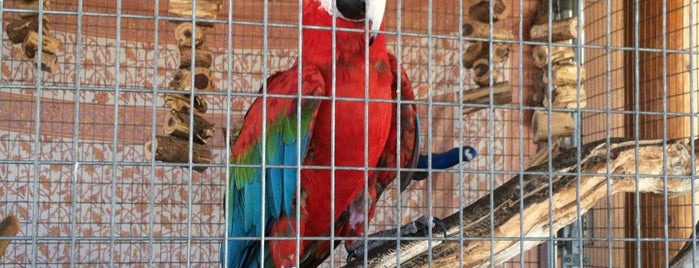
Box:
[345,215,448,263]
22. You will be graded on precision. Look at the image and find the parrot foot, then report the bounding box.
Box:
[345,215,447,263]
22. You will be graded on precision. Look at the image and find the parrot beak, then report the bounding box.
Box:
[365,0,386,45]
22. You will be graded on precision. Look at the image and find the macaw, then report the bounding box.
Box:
[225,0,396,267]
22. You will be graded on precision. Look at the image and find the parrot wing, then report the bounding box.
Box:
[225,64,326,268]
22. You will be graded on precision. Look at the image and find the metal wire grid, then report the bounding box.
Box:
[1,0,698,267]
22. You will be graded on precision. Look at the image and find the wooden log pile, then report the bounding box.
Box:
[462,0,513,115]
[529,0,586,144]
[344,137,699,267]
[144,0,221,172]
[4,0,60,73]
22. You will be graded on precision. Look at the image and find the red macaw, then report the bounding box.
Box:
[224,0,395,267]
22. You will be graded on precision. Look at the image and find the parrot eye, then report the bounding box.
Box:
[335,0,366,21]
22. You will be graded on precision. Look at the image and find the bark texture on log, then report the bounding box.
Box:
[164,110,215,144]
[472,58,503,86]
[179,46,213,68]
[530,16,579,42]
[144,135,212,172]
[462,81,512,115]
[532,110,575,142]
[344,138,699,268]
[168,0,221,20]
[543,85,587,109]
[163,93,208,114]
[5,16,49,44]
[542,61,586,86]
[463,42,510,69]
[463,20,514,40]
[38,51,58,73]
[16,0,50,18]
[22,31,60,57]
[0,215,20,260]
[175,22,207,48]
[532,45,576,68]
[169,68,217,91]
[468,0,507,22]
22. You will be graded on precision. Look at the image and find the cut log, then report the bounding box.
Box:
[5,16,49,44]
[463,20,514,41]
[169,67,217,91]
[462,81,512,115]
[168,0,221,20]
[532,110,575,142]
[179,46,213,68]
[530,16,579,42]
[164,110,215,144]
[22,31,60,57]
[39,51,58,73]
[463,42,510,68]
[174,22,207,48]
[163,93,208,114]
[144,135,212,172]
[468,0,507,22]
[344,137,699,267]
[0,215,20,260]
[16,0,50,18]
[532,45,576,68]
[472,58,503,87]
[542,61,586,86]
[543,85,587,109]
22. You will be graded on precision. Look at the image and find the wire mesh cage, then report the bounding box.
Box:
[2,0,699,267]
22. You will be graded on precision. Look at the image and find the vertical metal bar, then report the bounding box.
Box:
[184,1,199,265]
[109,0,124,266]
[29,0,46,266]
[295,0,304,266]
[260,0,270,265]
[517,0,527,266]
[604,0,614,267]
[222,0,236,266]
[573,0,584,267]
[633,0,642,267]
[394,0,405,264]
[660,0,670,266]
[329,0,338,265]
[69,0,85,267]
[487,0,497,266]
[457,0,466,266]
[545,0,557,266]
[688,0,697,267]
[147,0,162,266]
[426,0,435,263]
[362,0,371,266]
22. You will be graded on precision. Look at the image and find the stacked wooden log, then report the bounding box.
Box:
[0,215,20,261]
[4,0,60,73]
[144,0,221,172]
[529,1,586,143]
[462,0,513,115]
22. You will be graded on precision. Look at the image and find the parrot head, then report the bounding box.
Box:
[317,0,387,44]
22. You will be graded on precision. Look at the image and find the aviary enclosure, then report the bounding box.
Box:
[2,0,699,267]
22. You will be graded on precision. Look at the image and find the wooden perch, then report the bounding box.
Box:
[168,0,221,20]
[543,85,587,109]
[144,135,212,172]
[169,68,217,91]
[163,93,208,114]
[532,45,575,68]
[468,0,507,22]
[179,46,213,68]
[463,42,510,69]
[462,81,512,115]
[530,16,579,42]
[22,31,60,57]
[0,215,20,260]
[472,58,503,87]
[164,110,215,144]
[345,137,699,267]
[16,0,50,18]
[463,20,514,41]
[542,62,586,86]
[175,22,207,48]
[5,15,49,44]
[532,110,575,142]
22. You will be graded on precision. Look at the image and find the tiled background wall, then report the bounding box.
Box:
[1,0,538,266]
